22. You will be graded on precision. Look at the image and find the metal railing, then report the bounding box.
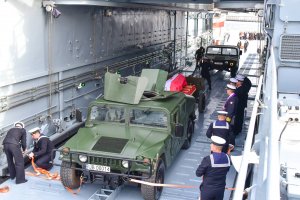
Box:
[232,75,263,200]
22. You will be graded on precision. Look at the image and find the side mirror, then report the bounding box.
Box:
[175,124,184,137]
[239,50,243,55]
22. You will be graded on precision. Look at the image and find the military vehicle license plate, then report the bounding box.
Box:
[214,62,223,65]
[86,164,111,172]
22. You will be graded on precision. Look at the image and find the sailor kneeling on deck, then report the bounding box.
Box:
[196,136,231,200]
[28,127,55,170]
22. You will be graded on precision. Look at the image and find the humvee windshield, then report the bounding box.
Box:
[130,109,168,128]
[90,105,125,123]
[207,47,238,56]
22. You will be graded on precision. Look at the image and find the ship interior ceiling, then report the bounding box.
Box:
[0,0,283,199]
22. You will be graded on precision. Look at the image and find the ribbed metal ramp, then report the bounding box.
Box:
[89,186,123,200]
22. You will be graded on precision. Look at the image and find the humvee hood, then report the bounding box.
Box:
[65,125,168,158]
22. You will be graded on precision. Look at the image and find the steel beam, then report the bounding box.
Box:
[54,0,214,12]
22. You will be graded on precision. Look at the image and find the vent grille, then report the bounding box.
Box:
[280,35,300,61]
[92,137,128,153]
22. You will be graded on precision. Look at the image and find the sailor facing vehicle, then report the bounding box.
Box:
[2,122,28,184]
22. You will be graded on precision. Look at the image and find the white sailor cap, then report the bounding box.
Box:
[229,78,238,83]
[226,84,236,90]
[217,111,228,115]
[236,74,245,81]
[28,127,41,134]
[211,136,226,146]
[14,122,25,128]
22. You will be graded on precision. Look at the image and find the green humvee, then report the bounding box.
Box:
[57,70,195,200]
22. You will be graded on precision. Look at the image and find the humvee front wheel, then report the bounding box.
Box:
[60,161,81,189]
[141,160,165,200]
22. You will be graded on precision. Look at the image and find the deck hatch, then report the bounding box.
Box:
[92,137,128,153]
[280,35,300,61]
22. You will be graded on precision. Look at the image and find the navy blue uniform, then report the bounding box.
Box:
[32,135,55,170]
[195,47,205,66]
[3,127,27,183]
[242,77,252,96]
[196,152,230,200]
[223,93,238,145]
[201,61,212,90]
[233,77,252,135]
[233,86,247,135]
[223,93,238,123]
[206,120,230,153]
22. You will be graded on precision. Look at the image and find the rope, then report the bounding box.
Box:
[0,186,9,193]
[29,157,83,195]
[29,157,60,180]
[129,178,236,191]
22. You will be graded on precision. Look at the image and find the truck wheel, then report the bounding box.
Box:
[198,93,206,114]
[141,160,165,200]
[60,161,81,189]
[182,120,194,149]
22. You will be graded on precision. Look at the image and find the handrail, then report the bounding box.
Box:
[265,47,280,200]
[232,75,263,200]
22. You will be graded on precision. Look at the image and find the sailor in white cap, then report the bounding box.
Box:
[224,84,238,122]
[206,111,230,153]
[28,127,55,170]
[235,74,245,82]
[229,77,238,86]
[196,135,230,200]
[236,74,252,95]
[224,84,238,145]
[233,74,252,136]
[2,122,28,184]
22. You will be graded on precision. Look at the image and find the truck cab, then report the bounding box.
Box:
[205,45,242,77]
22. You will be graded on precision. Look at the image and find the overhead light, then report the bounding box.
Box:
[43,1,61,18]
[52,8,61,18]
[104,9,113,17]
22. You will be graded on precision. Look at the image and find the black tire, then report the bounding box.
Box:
[182,120,194,149]
[141,160,165,200]
[60,161,81,189]
[198,93,206,114]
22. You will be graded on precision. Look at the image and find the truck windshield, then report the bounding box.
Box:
[222,48,237,55]
[206,47,237,56]
[130,109,168,128]
[89,105,125,123]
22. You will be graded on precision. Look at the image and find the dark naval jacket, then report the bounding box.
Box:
[223,93,239,122]
[32,134,54,158]
[3,127,27,151]
[206,120,230,144]
[235,86,248,109]
[196,152,230,190]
